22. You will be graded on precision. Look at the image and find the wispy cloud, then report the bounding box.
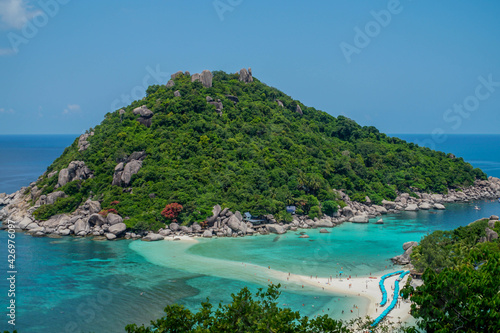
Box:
[0,107,15,114]
[0,47,15,55]
[62,104,81,115]
[0,0,42,30]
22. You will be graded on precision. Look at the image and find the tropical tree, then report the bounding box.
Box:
[161,203,183,222]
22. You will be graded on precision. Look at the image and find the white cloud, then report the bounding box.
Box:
[0,0,42,30]
[0,47,15,55]
[0,107,15,114]
[62,104,81,115]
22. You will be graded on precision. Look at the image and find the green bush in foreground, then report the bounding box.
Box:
[125,285,414,333]
[402,220,500,333]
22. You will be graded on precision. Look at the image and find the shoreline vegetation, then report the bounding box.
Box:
[0,176,499,242]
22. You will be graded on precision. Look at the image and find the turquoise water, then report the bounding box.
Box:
[185,201,500,278]
[0,134,499,332]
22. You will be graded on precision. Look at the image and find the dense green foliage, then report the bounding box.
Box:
[402,219,500,332]
[125,284,413,333]
[410,219,499,272]
[34,71,485,229]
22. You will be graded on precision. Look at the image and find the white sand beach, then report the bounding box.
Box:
[267,268,412,326]
[132,237,413,327]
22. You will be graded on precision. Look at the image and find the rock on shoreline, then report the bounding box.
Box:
[1,177,500,241]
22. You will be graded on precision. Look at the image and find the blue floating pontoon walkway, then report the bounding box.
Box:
[372,270,410,327]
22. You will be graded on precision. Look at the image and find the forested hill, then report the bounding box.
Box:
[33,69,486,230]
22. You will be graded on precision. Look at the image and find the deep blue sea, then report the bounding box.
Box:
[0,134,499,333]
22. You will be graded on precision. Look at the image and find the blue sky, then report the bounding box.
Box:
[0,0,499,135]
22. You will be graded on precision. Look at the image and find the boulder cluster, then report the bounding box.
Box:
[206,96,223,115]
[78,132,94,152]
[112,151,146,187]
[1,177,500,243]
[57,161,93,188]
[0,196,127,240]
[167,68,253,90]
[164,68,254,116]
[239,68,253,83]
[337,177,500,222]
[391,241,418,265]
[479,215,499,243]
[191,70,213,88]
[133,105,154,128]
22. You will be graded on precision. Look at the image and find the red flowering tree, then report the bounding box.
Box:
[98,208,119,217]
[161,203,183,222]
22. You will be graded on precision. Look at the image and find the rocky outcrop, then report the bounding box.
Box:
[484,228,498,242]
[57,161,93,187]
[208,99,223,115]
[88,213,106,227]
[349,215,369,223]
[266,224,286,234]
[381,200,397,210]
[315,219,334,228]
[43,191,66,205]
[296,105,303,115]
[405,204,419,211]
[107,213,123,225]
[419,202,432,210]
[78,132,94,152]
[276,100,284,108]
[74,218,90,236]
[112,152,146,186]
[142,233,164,241]
[225,95,239,104]
[105,233,117,240]
[166,80,175,88]
[238,68,253,83]
[108,223,127,236]
[391,241,418,265]
[174,90,181,97]
[133,105,153,118]
[191,70,213,88]
[133,105,154,127]
[433,203,446,210]
[227,214,247,234]
[171,71,183,80]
